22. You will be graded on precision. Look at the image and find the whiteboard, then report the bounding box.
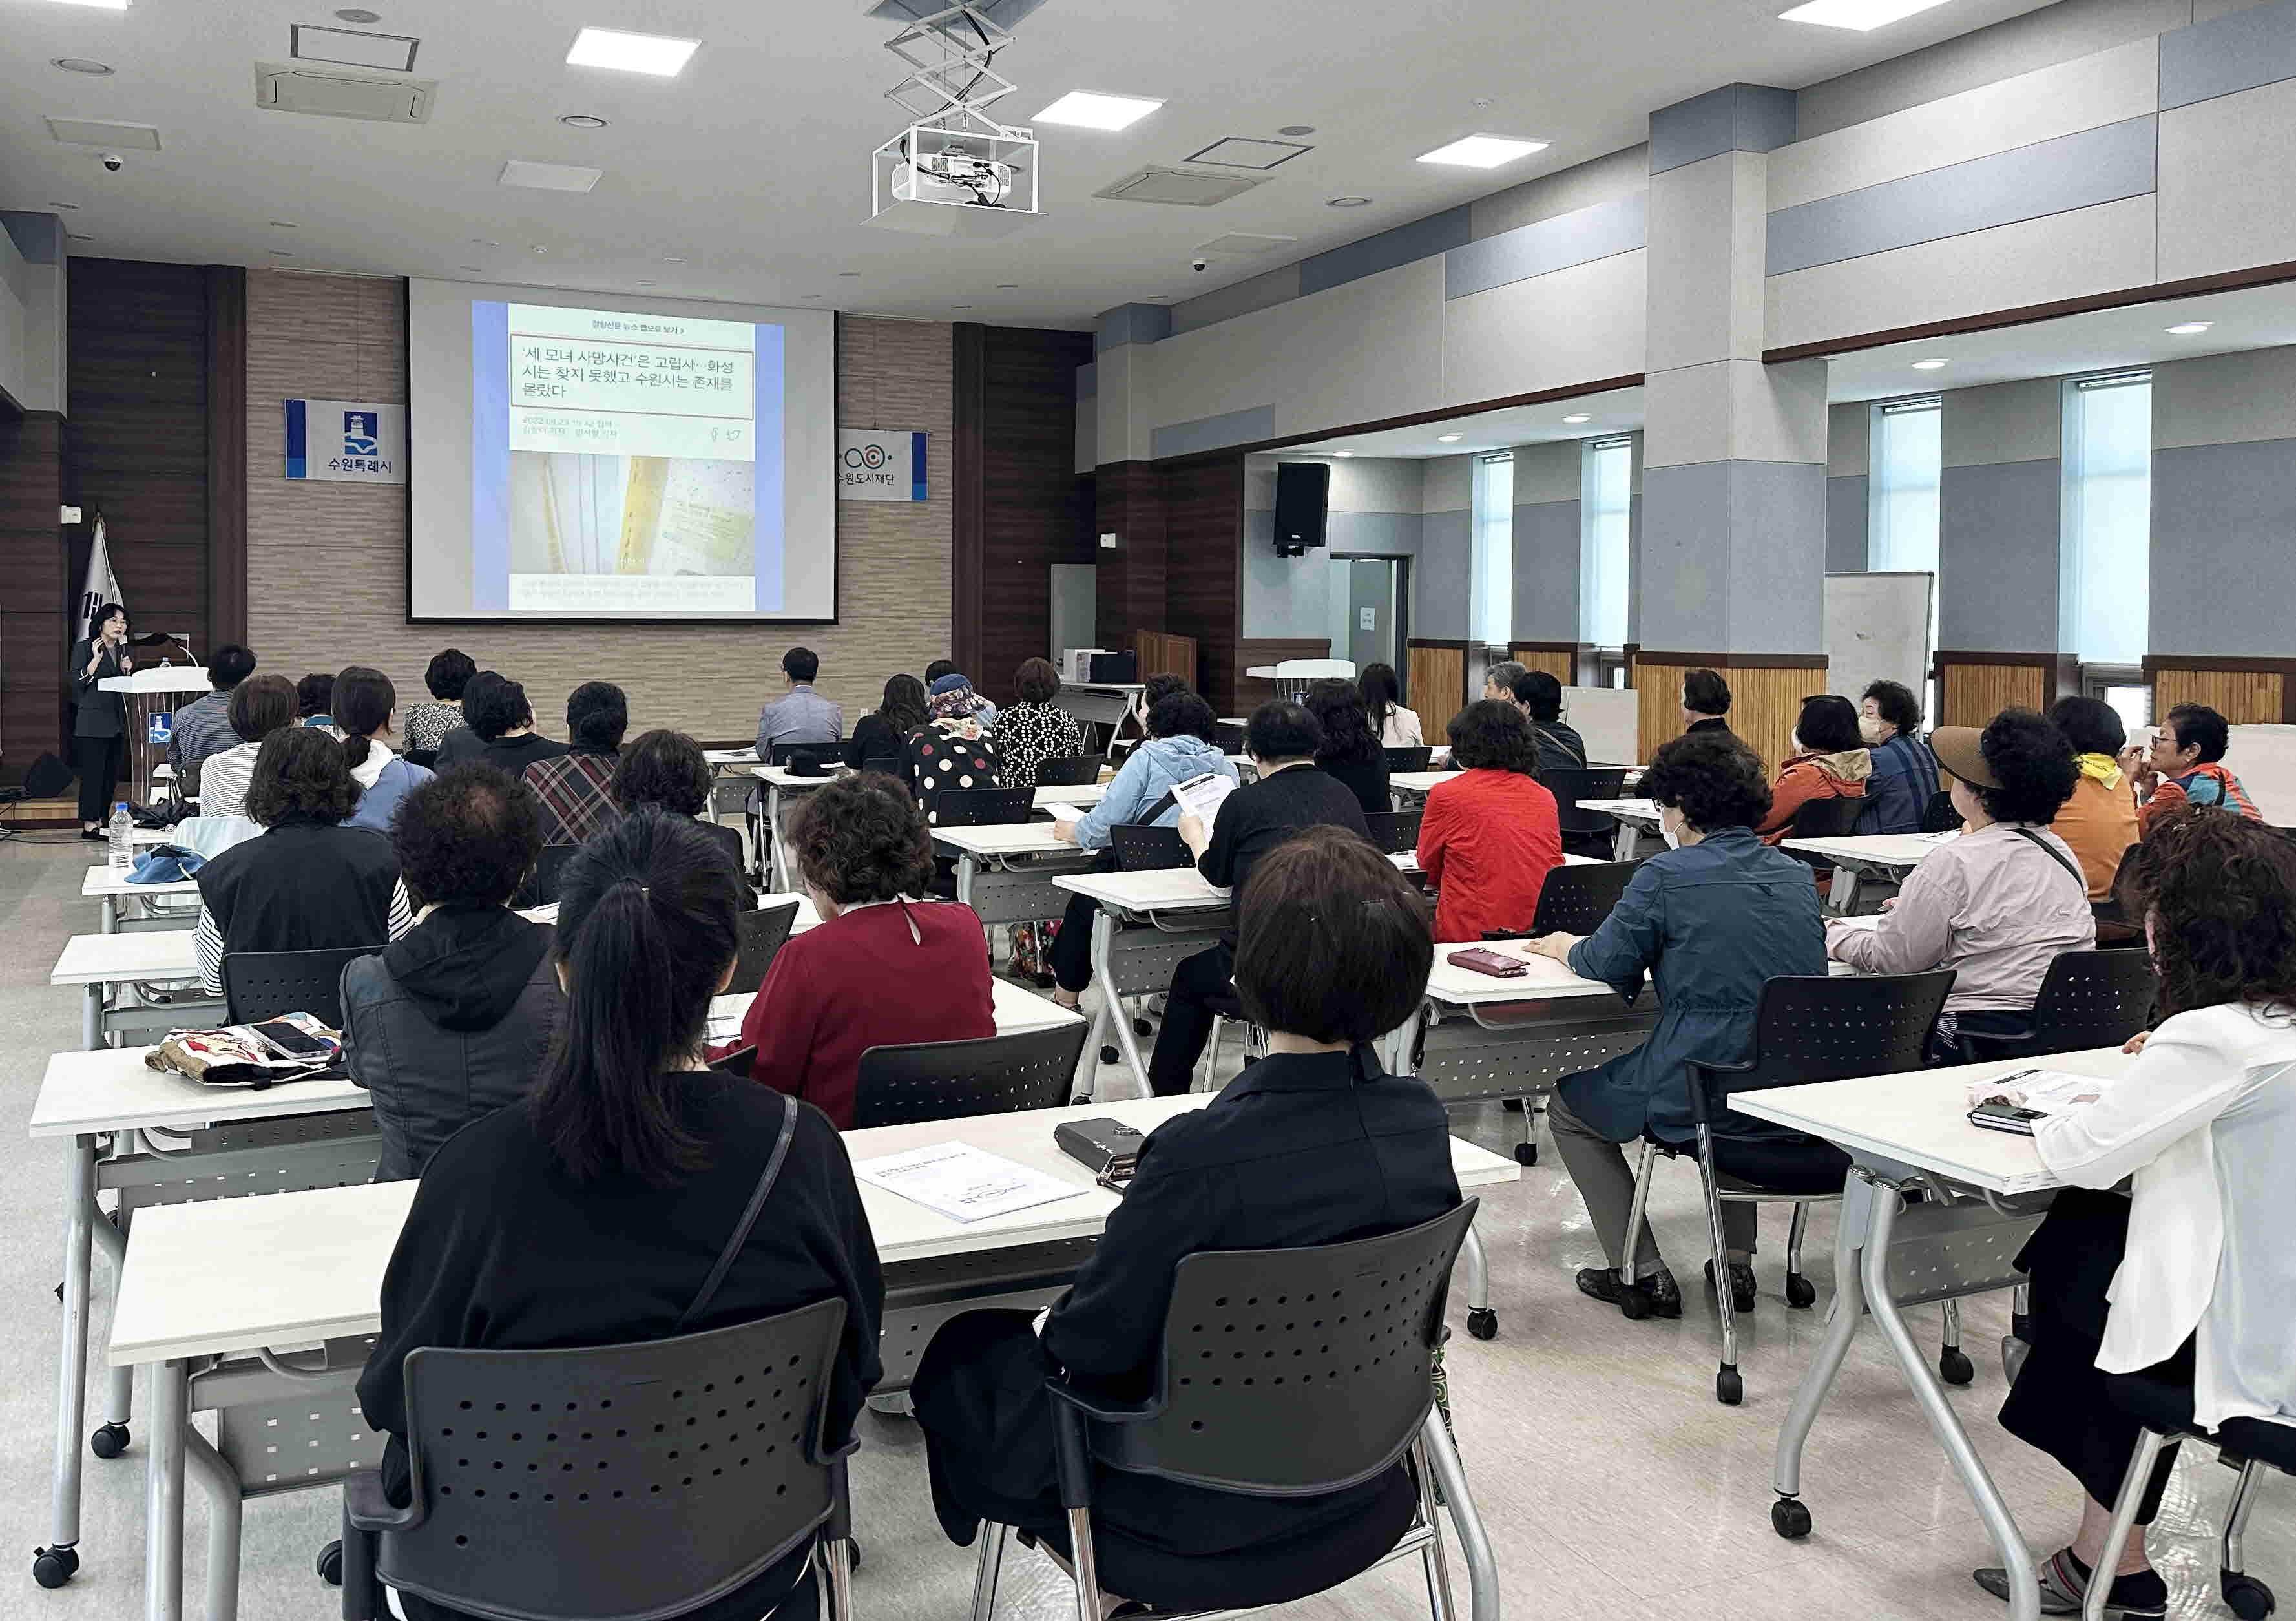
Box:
[2227,725,2296,826]
[1562,685,1640,766]
[1825,572,1932,706]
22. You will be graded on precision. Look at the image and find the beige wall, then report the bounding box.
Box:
[245,269,952,742]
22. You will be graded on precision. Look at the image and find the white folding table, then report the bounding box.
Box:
[1050,681,1146,755]
[83,864,202,934]
[51,932,215,1051]
[1577,797,1661,863]
[1780,830,1957,913]
[932,823,1100,928]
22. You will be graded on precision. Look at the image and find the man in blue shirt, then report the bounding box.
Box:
[755,647,844,755]
[1856,679,1940,834]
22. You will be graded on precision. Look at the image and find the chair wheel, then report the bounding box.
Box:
[1771,1497,1811,1540]
[1098,1046,1119,1066]
[1512,1141,1538,1166]
[1939,1347,1975,1386]
[315,1540,343,1587]
[1783,1273,1816,1308]
[1132,1018,1152,1037]
[1717,1365,1744,1406]
[2224,1573,2274,1620]
[32,1545,79,1587]
[89,1422,129,1459]
[1465,1308,1497,1341]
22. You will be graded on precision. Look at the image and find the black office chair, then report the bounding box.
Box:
[1541,768,1630,858]
[514,844,581,909]
[851,1024,1092,1128]
[2092,844,2144,946]
[1780,795,1864,879]
[970,1202,1490,1621]
[340,1300,855,1621]
[1383,746,1433,773]
[934,786,1035,828]
[0,751,74,844]
[1920,789,1963,834]
[1210,723,1245,754]
[1529,859,1640,936]
[1361,810,1421,855]
[724,901,804,997]
[402,749,441,772]
[1958,949,2157,1064]
[1109,824,1190,871]
[855,753,906,780]
[219,946,378,1028]
[1035,756,1104,788]
[1627,970,1957,1404]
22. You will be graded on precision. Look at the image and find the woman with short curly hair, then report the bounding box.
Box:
[716,771,996,1127]
[1416,700,1562,941]
[192,727,414,996]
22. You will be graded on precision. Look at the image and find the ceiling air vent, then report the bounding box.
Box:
[255,63,436,123]
[1196,231,1298,259]
[1093,166,1264,207]
[46,118,163,150]
[1185,137,1311,169]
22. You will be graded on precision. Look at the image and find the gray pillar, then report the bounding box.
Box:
[1938,379,2061,654]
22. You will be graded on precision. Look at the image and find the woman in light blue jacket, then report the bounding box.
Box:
[1045,687,1239,1009]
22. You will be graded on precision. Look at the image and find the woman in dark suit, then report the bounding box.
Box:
[68,601,132,839]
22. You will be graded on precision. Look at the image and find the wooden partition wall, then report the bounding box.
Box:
[1130,630,1197,693]
[1408,639,1470,727]
[2145,658,2296,724]
[1508,642,1580,685]
[1933,651,2077,730]
[1630,653,1827,771]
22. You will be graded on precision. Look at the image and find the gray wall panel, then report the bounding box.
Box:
[2151,437,2296,653]
[1093,302,1173,352]
[1828,474,1870,574]
[1416,508,1474,639]
[1938,458,2061,651]
[1149,404,1277,459]
[1512,498,1582,642]
[2160,0,2296,109]
[1470,145,1650,238]
[1443,194,1648,299]
[1297,207,1472,298]
[1640,460,1827,652]
[1649,83,1799,175]
[1766,115,2158,275]
[1168,262,1304,337]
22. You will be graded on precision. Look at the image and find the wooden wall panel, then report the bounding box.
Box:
[1932,652,2072,731]
[1161,455,1244,715]
[0,411,67,760]
[1094,461,1166,653]
[1408,640,1468,729]
[1632,654,1827,770]
[2150,665,2288,724]
[1131,630,1196,693]
[246,272,952,737]
[1508,643,1577,685]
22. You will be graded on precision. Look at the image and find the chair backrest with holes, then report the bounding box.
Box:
[1382,746,1432,773]
[1084,1200,1476,1494]
[1543,769,1630,837]
[1360,811,1420,855]
[382,1299,847,1621]
[1036,755,1104,788]
[932,786,1034,828]
[1530,860,1640,936]
[1718,971,1956,1102]
[725,902,802,996]
[851,1024,1091,1127]
[222,945,378,1027]
[1979,949,2157,1060]
[1110,824,1191,871]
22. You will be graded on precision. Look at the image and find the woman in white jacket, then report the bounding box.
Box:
[1974,808,2296,1617]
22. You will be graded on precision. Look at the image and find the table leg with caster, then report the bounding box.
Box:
[1770,1170,1870,1540]
[144,1359,187,1621]
[36,1135,97,1590]
[1089,912,1152,1100]
[1459,1222,1495,1341]
[185,1426,242,1621]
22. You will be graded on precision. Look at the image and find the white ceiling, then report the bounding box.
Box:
[0,0,2059,328]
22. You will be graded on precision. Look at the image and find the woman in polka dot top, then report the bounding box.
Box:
[904,674,1007,824]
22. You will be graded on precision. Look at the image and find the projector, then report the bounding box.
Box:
[871,121,1038,237]
[892,144,1012,207]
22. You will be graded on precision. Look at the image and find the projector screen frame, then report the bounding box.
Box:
[400,278,843,627]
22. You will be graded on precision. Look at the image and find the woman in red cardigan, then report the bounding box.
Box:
[726,770,996,1127]
[1417,700,1564,941]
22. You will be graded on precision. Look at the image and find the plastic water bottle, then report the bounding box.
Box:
[108,802,134,874]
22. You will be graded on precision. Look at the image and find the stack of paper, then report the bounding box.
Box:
[854,1142,1088,1224]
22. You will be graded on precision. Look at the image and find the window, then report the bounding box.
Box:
[1472,453,1514,647]
[1869,397,1942,716]
[2061,371,2151,670]
[1580,437,1633,652]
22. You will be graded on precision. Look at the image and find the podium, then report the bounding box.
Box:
[99,667,211,805]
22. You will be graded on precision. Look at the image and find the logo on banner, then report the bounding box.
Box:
[285,399,406,484]
[342,412,381,457]
[837,430,927,501]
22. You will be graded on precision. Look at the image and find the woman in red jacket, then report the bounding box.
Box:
[1416,700,1564,941]
[1755,694,1870,846]
[727,770,996,1126]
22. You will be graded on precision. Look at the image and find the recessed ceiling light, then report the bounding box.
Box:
[530,244,549,255]
[34,1,129,11]
[1911,357,1948,370]
[1437,434,1463,443]
[52,58,114,75]
[804,293,822,299]
[67,232,96,242]
[269,220,298,229]
[269,249,298,258]
[48,200,80,209]
[1278,124,1315,136]
[1032,90,1163,131]
[1145,293,1171,301]
[458,264,484,272]
[1333,450,1354,457]
[2165,320,2213,335]
[635,278,655,286]
[836,270,860,278]
[1777,0,1952,28]
[664,255,687,263]
[335,8,382,21]
[559,114,609,129]
[1417,134,1549,168]
[1562,413,1592,424]
[952,304,972,309]
[996,282,1019,289]
[565,26,699,76]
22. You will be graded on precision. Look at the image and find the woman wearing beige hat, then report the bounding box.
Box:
[1826,708,2094,1060]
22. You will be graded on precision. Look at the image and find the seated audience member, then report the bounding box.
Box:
[1045,687,1240,1010]
[844,673,929,772]
[1306,678,1390,813]
[432,670,501,770]
[1418,701,1563,941]
[726,773,995,1128]
[610,728,745,872]
[1151,701,1371,1095]
[340,768,565,1181]
[906,675,1005,825]
[168,642,256,790]
[1680,668,1733,737]
[2046,696,2141,900]
[194,673,296,822]
[2131,702,2262,833]
[1129,671,1190,732]
[1361,660,1423,748]
[1974,810,2296,1616]
[1755,694,1869,844]
[994,658,1089,786]
[1828,711,2093,1056]
[926,657,998,729]
[467,676,572,779]
[401,649,475,758]
[755,645,844,754]
[912,828,1459,1600]
[297,671,338,732]
[1527,730,1832,1317]
[193,727,413,996]
[1482,658,1527,704]
[336,665,437,837]
[1511,669,1588,772]
[1856,680,1939,835]
[359,809,883,1621]
[524,680,628,844]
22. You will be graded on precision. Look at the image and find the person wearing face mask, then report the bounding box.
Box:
[1521,729,1833,1320]
[1754,695,1870,846]
[1855,680,1939,835]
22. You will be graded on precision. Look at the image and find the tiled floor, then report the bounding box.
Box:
[1,832,2284,1620]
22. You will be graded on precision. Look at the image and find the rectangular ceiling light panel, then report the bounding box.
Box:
[31,0,130,10]
[1417,134,1548,167]
[1777,0,1952,27]
[566,26,699,76]
[291,25,420,71]
[500,160,603,193]
[1034,90,1164,130]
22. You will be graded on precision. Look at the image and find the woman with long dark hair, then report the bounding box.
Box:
[1305,677,1388,814]
[358,809,884,1621]
[844,673,929,771]
[335,665,435,836]
[67,601,132,837]
[1360,660,1421,748]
